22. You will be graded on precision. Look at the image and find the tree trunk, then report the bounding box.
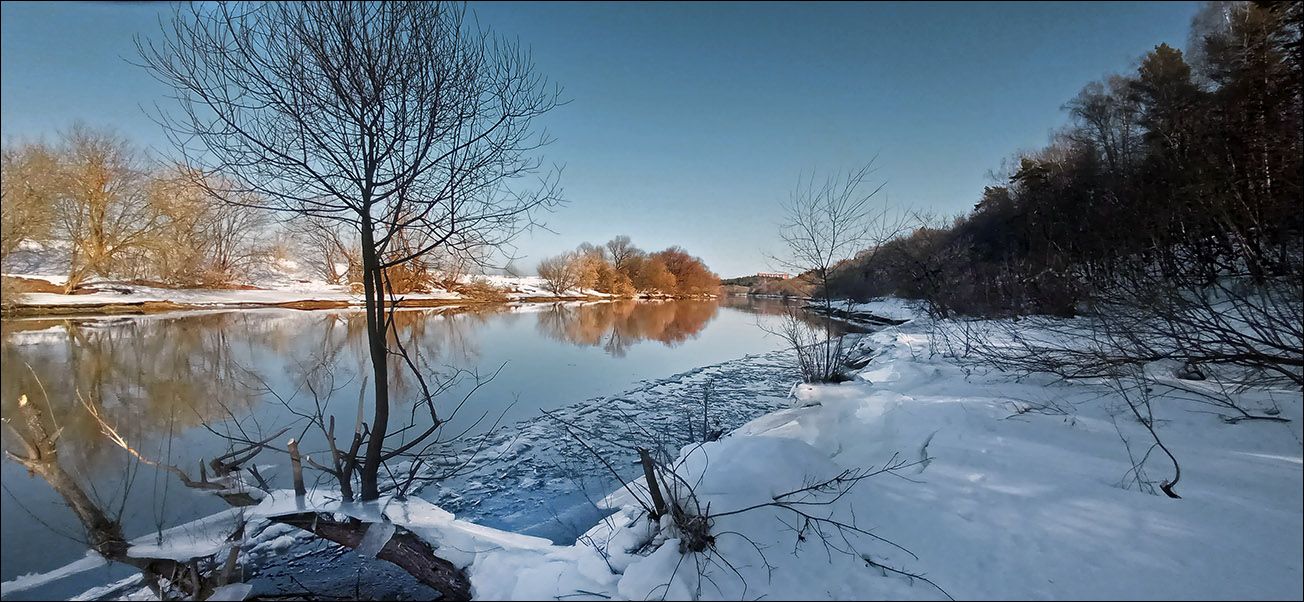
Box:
[275,512,471,600]
[359,218,390,501]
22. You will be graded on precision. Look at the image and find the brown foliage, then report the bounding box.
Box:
[147,167,270,286]
[635,256,677,294]
[538,237,720,298]
[650,246,719,296]
[456,278,510,302]
[53,125,162,292]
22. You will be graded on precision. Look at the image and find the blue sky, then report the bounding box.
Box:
[1,1,1202,277]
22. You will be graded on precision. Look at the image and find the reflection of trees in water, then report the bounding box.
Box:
[1,314,263,474]
[534,300,721,357]
[0,301,831,476]
[0,306,527,585]
[0,301,836,469]
[283,308,490,408]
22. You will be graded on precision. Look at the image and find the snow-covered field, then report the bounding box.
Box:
[4,300,1300,600]
[1,272,602,310]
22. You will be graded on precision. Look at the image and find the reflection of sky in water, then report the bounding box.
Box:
[0,297,845,586]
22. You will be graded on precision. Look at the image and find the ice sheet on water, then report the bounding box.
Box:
[412,347,805,542]
[126,507,246,562]
[206,583,253,601]
[0,553,107,595]
[354,521,396,558]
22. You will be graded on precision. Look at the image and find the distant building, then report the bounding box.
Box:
[755,272,790,279]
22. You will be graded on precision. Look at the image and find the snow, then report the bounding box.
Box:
[386,497,554,569]
[10,282,458,308]
[68,575,149,602]
[468,305,1301,600]
[477,274,619,299]
[842,297,926,322]
[3,272,69,286]
[245,489,554,570]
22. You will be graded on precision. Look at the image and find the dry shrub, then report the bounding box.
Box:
[457,278,509,303]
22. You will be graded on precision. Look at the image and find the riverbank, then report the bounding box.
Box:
[0,274,712,318]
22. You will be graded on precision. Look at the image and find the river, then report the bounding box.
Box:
[0,296,861,599]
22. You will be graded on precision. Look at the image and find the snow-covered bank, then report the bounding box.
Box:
[469,307,1301,600]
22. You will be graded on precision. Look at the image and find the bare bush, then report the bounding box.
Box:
[458,278,510,303]
[772,160,904,382]
[428,247,482,292]
[290,216,362,286]
[148,168,271,286]
[766,300,855,382]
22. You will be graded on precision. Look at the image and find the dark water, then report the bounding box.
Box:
[0,296,857,596]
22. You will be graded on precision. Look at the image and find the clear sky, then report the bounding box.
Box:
[1,1,1202,277]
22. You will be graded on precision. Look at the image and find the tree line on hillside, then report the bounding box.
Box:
[828,1,1300,323]
[536,235,719,297]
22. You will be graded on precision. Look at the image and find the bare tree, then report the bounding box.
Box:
[537,251,582,295]
[772,160,904,381]
[290,216,362,286]
[0,140,59,267]
[605,234,640,273]
[54,124,163,293]
[148,167,271,286]
[139,1,561,500]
